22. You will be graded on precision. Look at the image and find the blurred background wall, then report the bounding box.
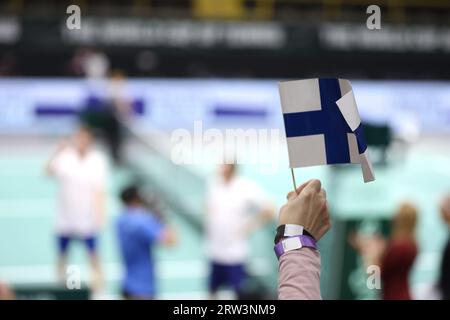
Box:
[0,0,449,78]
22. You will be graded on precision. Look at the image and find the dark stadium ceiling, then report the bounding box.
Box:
[0,0,448,78]
[0,0,450,24]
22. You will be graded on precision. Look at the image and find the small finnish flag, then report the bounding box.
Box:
[278,78,375,183]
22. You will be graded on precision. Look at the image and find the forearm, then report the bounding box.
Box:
[276,179,329,300]
[45,160,54,176]
[159,226,177,247]
[45,152,59,176]
[95,190,107,226]
[247,208,274,233]
[45,141,68,176]
[278,248,322,300]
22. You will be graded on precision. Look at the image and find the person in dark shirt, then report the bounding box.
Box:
[116,186,176,299]
[438,195,450,300]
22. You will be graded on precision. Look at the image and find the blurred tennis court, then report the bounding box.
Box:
[1,126,449,299]
[0,134,278,299]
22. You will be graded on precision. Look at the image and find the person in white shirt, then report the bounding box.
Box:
[205,163,274,299]
[45,126,108,294]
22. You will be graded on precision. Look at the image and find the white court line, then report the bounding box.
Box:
[0,198,118,219]
[0,198,55,219]
[158,291,208,300]
[96,291,232,300]
[0,261,205,284]
[0,212,51,219]
[0,258,272,285]
[105,290,235,300]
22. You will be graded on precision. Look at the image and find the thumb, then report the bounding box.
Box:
[300,179,322,196]
[295,179,312,195]
[286,191,297,201]
[287,179,312,201]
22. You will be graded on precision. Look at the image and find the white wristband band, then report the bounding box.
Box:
[284,224,304,236]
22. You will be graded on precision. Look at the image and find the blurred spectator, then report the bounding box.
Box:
[0,52,16,76]
[205,163,274,299]
[108,70,133,118]
[116,185,177,299]
[0,281,15,300]
[438,195,450,300]
[80,70,132,164]
[350,203,418,300]
[70,48,110,79]
[45,126,109,296]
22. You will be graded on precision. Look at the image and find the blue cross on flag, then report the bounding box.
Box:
[278,78,375,182]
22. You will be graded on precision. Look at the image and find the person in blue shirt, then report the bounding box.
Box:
[116,185,176,299]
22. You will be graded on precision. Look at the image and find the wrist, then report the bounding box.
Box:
[274,235,317,260]
[274,224,315,244]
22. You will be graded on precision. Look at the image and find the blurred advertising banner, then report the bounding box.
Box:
[0,78,449,135]
[0,16,448,77]
[2,16,447,52]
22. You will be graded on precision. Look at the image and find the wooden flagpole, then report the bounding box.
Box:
[290,168,297,190]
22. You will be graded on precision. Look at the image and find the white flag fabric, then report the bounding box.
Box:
[279,78,375,183]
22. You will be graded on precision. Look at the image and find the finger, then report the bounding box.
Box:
[301,179,321,195]
[320,188,327,199]
[295,180,312,195]
[286,191,297,201]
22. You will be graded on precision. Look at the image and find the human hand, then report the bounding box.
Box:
[349,232,386,267]
[45,138,70,176]
[161,226,178,247]
[0,281,15,300]
[56,138,70,153]
[440,195,450,226]
[278,179,330,241]
[244,207,274,236]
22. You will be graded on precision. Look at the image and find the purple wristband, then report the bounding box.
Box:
[274,235,317,260]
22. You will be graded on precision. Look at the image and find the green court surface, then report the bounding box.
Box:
[0,138,277,299]
[0,136,449,299]
[0,143,203,299]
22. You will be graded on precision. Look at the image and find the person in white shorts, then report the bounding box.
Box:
[205,163,275,299]
[46,126,108,295]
